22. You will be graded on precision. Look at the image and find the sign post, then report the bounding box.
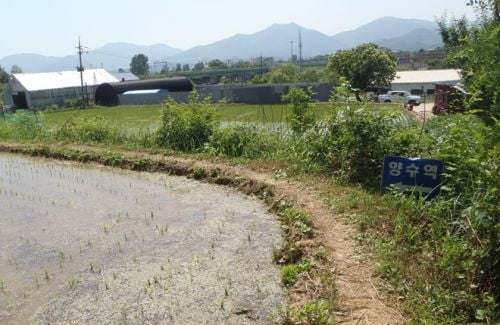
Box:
[381,156,444,200]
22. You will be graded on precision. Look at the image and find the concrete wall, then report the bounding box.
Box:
[197,83,334,104]
[118,83,335,106]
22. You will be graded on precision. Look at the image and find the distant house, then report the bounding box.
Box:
[2,69,118,109]
[391,69,462,96]
[110,72,139,82]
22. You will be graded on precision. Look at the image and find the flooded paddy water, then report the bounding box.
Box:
[0,153,284,324]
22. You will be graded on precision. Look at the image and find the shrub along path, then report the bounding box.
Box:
[0,142,406,324]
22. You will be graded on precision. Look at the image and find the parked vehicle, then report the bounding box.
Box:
[432,84,466,115]
[378,91,421,106]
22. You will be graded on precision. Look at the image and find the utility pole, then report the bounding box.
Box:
[76,37,89,107]
[298,30,303,72]
[290,41,294,63]
[260,53,263,76]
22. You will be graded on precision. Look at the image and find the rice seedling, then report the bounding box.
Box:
[68,277,79,290]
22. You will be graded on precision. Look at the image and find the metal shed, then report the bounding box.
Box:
[2,69,118,109]
[95,77,193,106]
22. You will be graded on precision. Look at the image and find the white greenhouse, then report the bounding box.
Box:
[2,69,118,109]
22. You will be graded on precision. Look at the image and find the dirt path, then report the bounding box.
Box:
[408,102,436,122]
[0,143,407,324]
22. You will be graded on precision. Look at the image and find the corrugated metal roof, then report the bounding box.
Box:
[13,69,118,91]
[392,69,462,84]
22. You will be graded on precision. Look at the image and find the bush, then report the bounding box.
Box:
[56,116,116,143]
[306,105,395,185]
[282,87,316,134]
[63,98,79,108]
[0,112,46,140]
[156,93,218,151]
[209,125,256,157]
[367,115,499,323]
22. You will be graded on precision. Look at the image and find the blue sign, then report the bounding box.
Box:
[381,156,444,199]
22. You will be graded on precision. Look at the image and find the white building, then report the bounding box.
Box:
[391,69,462,96]
[3,69,118,109]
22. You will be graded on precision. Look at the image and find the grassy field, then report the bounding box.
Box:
[41,102,402,129]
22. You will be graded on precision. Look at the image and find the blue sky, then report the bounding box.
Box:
[1,0,475,57]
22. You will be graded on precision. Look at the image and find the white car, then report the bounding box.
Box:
[378,91,421,106]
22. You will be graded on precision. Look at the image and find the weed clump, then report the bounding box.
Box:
[281,259,312,287]
[156,93,218,151]
[285,300,332,325]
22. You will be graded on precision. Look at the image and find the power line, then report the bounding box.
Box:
[76,37,90,107]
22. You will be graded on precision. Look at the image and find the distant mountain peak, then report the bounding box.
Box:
[1,17,444,72]
[330,16,441,51]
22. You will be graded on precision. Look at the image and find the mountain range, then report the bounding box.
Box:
[0,17,443,73]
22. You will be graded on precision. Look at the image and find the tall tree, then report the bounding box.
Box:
[182,64,190,72]
[175,64,182,72]
[326,43,397,101]
[468,0,499,23]
[298,68,324,83]
[129,54,149,76]
[267,63,299,84]
[207,59,227,70]
[10,65,23,74]
[160,63,169,74]
[0,66,10,83]
[193,62,205,71]
[438,0,499,120]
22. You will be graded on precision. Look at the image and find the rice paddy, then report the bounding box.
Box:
[40,102,401,129]
[0,153,284,324]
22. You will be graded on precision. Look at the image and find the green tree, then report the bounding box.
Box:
[207,59,227,70]
[232,61,251,68]
[425,58,450,69]
[0,66,10,83]
[326,43,397,101]
[298,68,324,82]
[129,54,149,76]
[251,74,268,84]
[438,1,500,121]
[160,63,169,74]
[176,64,182,72]
[182,64,190,72]
[268,63,299,84]
[11,65,23,74]
[467,0,499,22]
[193,62,205,71]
